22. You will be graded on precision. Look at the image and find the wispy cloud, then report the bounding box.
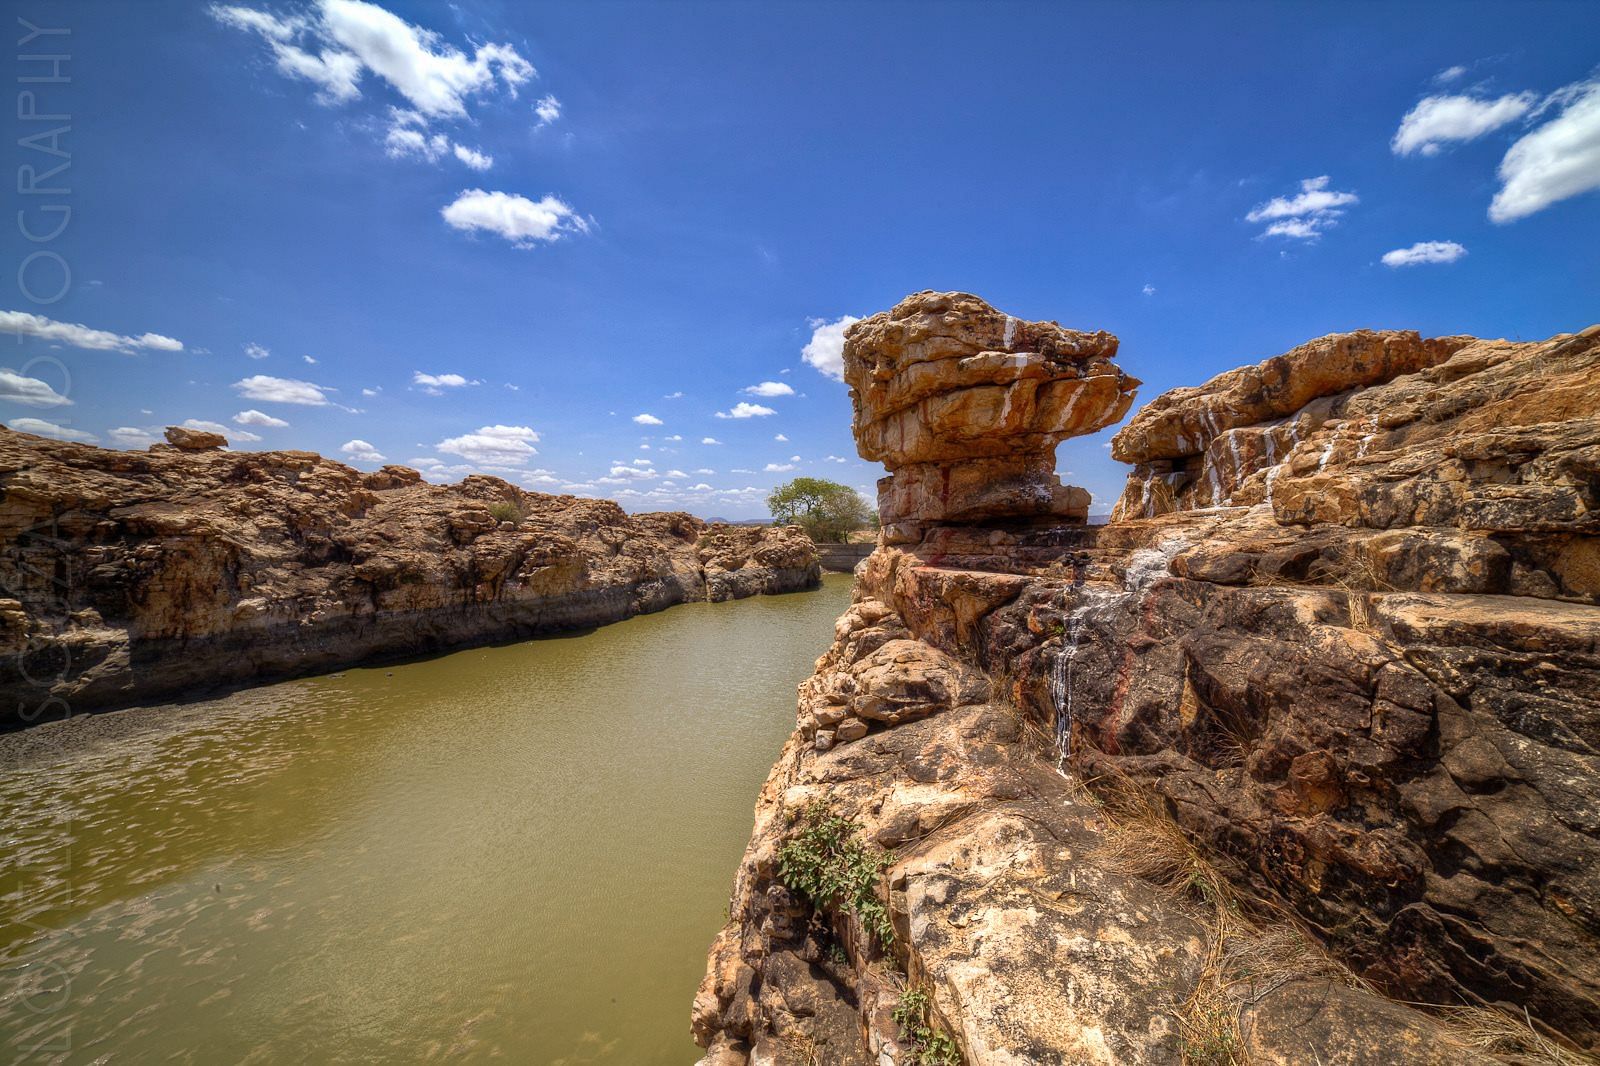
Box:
[1245,176,1357,241]
[1491,78,1600,222]
[1392,92,1536,156]
[7,417,96,443]
[233,374,332,405]
[0,310,182,353]
[1381,240,1467,267]
[413,370,480,394]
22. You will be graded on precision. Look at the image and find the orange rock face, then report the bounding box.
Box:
[842,291,1138,539]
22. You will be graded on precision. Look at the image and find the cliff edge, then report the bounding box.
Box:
[695,294,1599,1063]
[0,427,820,722]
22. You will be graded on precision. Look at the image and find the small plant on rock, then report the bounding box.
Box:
[893,987,962,1065]
[777,803,895,946]
[488,500,524,525]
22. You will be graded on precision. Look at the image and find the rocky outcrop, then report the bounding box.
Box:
[0,428,820,722]
[697,301,1600,1063]
[163,425,228,451]
[844,291,1138,543]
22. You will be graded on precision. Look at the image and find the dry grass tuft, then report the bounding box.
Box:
[1435,1005,1599,1065]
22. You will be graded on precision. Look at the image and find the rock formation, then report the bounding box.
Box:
[844,291,1137,543]
[0,428,820,722]
[696,298,1600,1064]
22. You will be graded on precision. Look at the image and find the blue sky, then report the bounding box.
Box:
[5,1,1598,518]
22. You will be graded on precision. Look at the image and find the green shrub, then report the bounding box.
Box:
[776,804,895,946]
[893,987,962,1065]
[488,500,524,525]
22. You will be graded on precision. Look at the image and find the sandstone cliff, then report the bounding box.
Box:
[0,427,820,722]
[695,294,1599,1064]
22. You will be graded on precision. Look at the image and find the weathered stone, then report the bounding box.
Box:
[844,291,1137,527]
[163,425,227,450]
[0,425,820,719]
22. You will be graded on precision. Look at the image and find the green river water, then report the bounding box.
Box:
[0,574,853,1065]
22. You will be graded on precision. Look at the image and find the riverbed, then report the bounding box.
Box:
[0,574,852,1064]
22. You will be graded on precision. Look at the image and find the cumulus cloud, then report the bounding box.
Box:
[385,123,450,161]
[183,417,260,442]
[234,409,289,427]
[824,455,848,463]
[233,374,332,405]
[340,438,386,462]
[1142,284,1156,296]
[1392,92,1536,156]
[0,368,72,408]
[303,355,318,364]
[108,426,160,448]
[412,370,480,394]
[633,413,663,425]
[801,315,860,380]
[441,189,591,247]
[0,310,184,353]
[1381,240,1468,267]
[714,402,776,419]
[764,462,796,473]
[434,424,540,465]
[534,93,561,127]
[774,433,788,442]
[742,381,794,397]
[210,0,533,118]
[1490,79,1600,222]
[245,342,270,359]
[7,417,96,443]
[701,437,721,445]
[1245,176,1358,240]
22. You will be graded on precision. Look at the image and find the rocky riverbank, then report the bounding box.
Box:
[0,427,819,723]
[694,292,1599,1063]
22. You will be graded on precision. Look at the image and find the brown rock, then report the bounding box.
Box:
[843,291,1137,527]
[163,425,228,450]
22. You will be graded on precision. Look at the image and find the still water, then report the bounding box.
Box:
[0,574,852,1064]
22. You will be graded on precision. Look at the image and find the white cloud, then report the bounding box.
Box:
[665,469,688,478]
[340,438,386,462]
[742,381,794,397]
[109,426,159,448]
[1392,92,1536,156]
[701,437,721,445]
[211,0,533,119]
[435,424,540,465]
[633,413,663,425]
[0,368,72,408]
[441,189,590,247]
[534,93,561,127]
[694,467,715,474]
[801,315,860,381]
[663,390,684,399]
[664,434,682,442]
[1246,176,1358,240]
[452,144,493,170]
[714,401,776,419]
[1490,79,1600,222]
[1381,240,1468,267]
[1142,284,1156,296]
[385,124,450,161]
[234,409,289,428]
[233,374,332,405]
[8,417,96,443]
[764,462,796,473]
[183,417,260,442]
[302,354,318,364]
[824,455,848,463]
[412,370,480,395]
[774,433,788,442]
[0,310,184,353]
[1435,65,1468,85]
[245,342,270,359]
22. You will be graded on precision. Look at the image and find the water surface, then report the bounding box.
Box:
[0,575,851,1064]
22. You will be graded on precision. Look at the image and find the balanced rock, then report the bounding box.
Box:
[164,425,228,451]
[843,291,1138,540]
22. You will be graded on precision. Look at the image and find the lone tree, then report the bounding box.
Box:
[767,477,875,543]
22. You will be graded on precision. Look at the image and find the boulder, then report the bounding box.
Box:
[163,425,227,450]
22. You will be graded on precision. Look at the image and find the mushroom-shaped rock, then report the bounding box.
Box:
[843,291,1137,539]
[164,426,228,451]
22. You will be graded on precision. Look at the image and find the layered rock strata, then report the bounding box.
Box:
[697,303,1600,1063]
[844,291,1138,543]
[0,428,819,722]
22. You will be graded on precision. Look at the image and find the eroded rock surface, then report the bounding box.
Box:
[0,428,819,721]
[696,298,1593,1062]
[844,291,1137,542]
